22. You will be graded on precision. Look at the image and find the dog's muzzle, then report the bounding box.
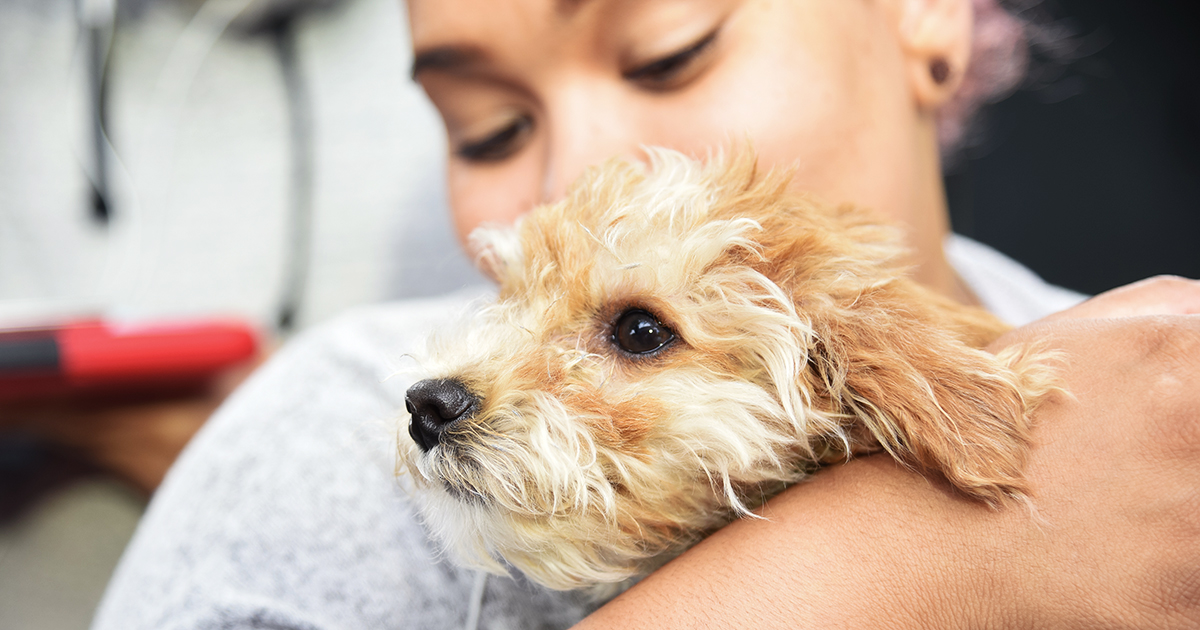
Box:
[406,378,480,452]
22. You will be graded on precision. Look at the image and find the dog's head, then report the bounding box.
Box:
[399,149,910,590]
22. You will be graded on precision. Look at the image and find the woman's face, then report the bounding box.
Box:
[408,0,962,250]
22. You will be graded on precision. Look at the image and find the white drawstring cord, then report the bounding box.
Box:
[463,570,488,630]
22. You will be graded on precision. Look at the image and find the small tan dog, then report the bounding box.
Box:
[400,148,1056,591]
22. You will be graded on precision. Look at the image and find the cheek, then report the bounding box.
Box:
[642,0,914,218]
[735,48,866,189]
[633,25,853,195]
[747,4,915,220]
[447,150,544,249]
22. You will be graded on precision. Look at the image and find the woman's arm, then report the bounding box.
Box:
[576,278,1200,629]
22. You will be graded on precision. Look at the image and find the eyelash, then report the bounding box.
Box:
[456,115,533,163]
[622,29,719,90]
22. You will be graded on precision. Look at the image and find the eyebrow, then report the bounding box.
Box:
[410,45,487,81]
[555,0,590,13]
[411,0,599,81]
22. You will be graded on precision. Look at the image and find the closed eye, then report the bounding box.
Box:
[622,28,719,91]
[456,115,534,163]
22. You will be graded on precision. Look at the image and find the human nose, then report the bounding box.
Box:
[538,81,642,203]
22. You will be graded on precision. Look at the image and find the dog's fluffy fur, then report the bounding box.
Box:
[400,149,1057,591]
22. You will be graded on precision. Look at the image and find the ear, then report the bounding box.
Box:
[892,0,974,110]
[807,284,1052,505]
[467,224,522,284]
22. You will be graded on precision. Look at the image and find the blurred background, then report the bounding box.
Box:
[0,0,1196,627]
[1,0,484,627]
[945,0,1198,294]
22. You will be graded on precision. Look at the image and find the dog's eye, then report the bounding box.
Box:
[613,309,676,355]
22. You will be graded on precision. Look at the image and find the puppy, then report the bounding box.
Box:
[399,149,1057,591]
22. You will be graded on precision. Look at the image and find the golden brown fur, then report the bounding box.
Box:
[399,148,1058,591]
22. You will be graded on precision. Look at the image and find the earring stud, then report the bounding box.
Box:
[930,58,952,85]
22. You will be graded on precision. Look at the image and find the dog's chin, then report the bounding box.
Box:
[401,439,656,590]
[417,488,644,599]
[400,442,488,511]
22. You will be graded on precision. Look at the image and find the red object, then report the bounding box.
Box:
[0,318,259,402]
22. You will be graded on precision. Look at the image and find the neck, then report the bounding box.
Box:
[903,117,976,306]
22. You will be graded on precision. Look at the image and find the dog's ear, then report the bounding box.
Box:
[468,224,523,284]
[704,158,1047,503]
[805,286,1051,505]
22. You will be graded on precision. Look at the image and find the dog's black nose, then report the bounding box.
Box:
[406,378,479,452]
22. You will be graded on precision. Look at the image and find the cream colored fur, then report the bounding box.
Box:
[399,148,1058,591]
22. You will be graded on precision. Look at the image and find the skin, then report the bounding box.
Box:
[407,0,1200,626]
[409,0,972,303]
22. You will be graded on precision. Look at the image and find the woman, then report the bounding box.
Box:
[93,0,1200,627]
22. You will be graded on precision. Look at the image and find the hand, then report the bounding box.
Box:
[575,283,1200,628]
[1043,275,1200,321]
[983,314,1200,627]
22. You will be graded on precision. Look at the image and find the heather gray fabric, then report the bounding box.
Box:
[91,287,595,630]
[91,238,1084,630]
